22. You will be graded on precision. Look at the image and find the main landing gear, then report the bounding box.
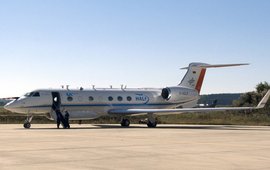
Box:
[121,113,157,128]
[146,113,157,128]
[147,120,157,128]
[23,114,33,129]
[121,118,130,127]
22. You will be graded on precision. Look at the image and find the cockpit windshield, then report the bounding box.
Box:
[23,92,40,97]
[17,91,41,100]
[24,92,34,97]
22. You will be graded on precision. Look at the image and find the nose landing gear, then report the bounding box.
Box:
[23,115,33,129]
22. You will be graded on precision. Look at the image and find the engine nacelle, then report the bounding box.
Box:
[161,88,171,100]
[161,86,198,103]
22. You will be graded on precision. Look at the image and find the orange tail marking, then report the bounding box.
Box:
[195,68,206,94]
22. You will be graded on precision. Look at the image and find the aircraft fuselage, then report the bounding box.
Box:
[4,87,199,120]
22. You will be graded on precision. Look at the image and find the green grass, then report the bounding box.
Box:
[157,110,270,126]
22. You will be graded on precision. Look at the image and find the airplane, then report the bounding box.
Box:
[3,62,270,129]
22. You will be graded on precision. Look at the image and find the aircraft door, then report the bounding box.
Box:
[52,92,61,111]
[51,92,70,128]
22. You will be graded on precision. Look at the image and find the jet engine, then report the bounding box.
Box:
[161,88,171,100]
[161,86,198,103]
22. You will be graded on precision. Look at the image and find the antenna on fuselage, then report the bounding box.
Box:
[121,84,126,91]
[92,85,96,90]
[61,85,64,89]
[66,85,70,90]
[110,85,113,89]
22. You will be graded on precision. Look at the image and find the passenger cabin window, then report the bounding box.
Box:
[108,96,113,101]
[89,96,94,101]
[117,96,123,101]
[127,96,132,101]
[67,96,73,101]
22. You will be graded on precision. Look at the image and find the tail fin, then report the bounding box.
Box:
[179,62,249,94]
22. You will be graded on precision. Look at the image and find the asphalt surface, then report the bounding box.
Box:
[1,124,270,170]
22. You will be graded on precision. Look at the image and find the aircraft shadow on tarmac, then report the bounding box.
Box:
[16,124,270,131]
[94,124,270,131]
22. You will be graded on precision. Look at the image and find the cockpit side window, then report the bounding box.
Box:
[32,92,40,97]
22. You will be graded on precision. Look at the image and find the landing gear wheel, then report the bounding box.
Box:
[147,113,157,128]
[24,114,33,129]
[147,121,157,128]
[23,122,31,129]
[121,119,130,127]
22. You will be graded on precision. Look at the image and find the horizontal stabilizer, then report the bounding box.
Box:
[181,63,249,69]
[179,62,249,94]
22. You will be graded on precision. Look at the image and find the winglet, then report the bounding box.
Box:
[256,90,270,109]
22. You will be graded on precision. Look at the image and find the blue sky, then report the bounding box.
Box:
[0,0,269,97]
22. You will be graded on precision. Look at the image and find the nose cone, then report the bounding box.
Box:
[4,100,27,114]
[4,102,12,111]
[4,101,16,112]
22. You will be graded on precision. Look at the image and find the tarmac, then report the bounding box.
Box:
[1,124,270,170]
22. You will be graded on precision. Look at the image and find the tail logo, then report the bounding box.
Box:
[188,78,195,87]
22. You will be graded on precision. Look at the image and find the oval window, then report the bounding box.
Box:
[67,96,73,101]
[89,96,94,101]
[127,96,132,101]
[108,96,113,101]
[117,96,123,101]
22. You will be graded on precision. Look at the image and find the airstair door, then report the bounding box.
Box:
[52,92,61,111]
[51,92,69,128]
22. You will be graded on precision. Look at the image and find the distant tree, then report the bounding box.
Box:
[256,82,270,94]
[233,82,270,107]
[233,92,257,107]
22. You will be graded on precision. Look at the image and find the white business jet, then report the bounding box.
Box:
[4,63,270,129]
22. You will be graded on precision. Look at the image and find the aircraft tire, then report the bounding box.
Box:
[121,119,130,127]
[147,121,157,128]
[23,122,31,129]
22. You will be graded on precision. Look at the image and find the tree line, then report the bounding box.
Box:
[233,82,270,108]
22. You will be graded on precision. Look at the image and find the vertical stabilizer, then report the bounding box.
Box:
[179,62,249,94]
[179,63,209,93]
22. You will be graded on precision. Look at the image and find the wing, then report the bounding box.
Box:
[108,90,270,115]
